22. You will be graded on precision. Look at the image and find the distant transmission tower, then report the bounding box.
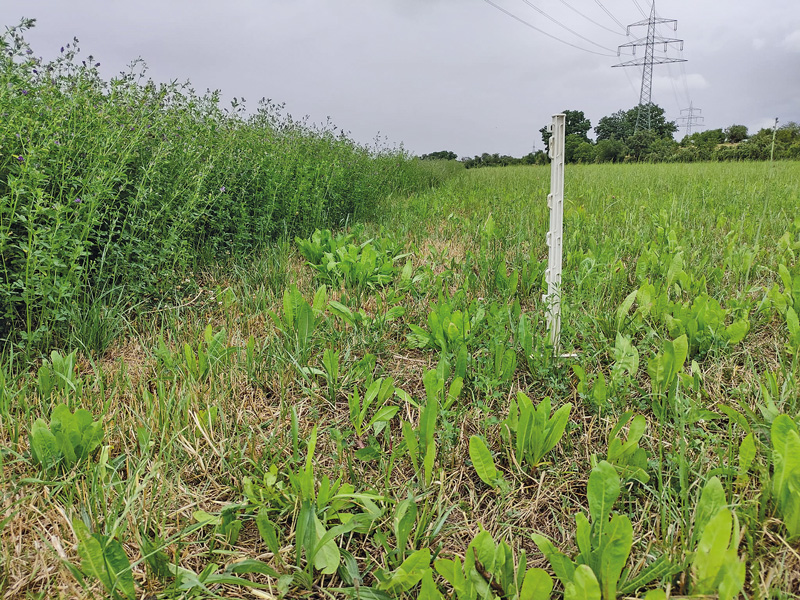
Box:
[612,1,686,131]
[677,102,704,136]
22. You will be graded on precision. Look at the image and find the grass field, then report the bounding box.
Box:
[2,161,800,599]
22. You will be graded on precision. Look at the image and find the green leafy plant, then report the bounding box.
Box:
[296,228,407,293]
[401,373,440,487]
[604,411,649,484]
[502,392,571,471]
[287,426,381,581]
[73,520,135,600]
[269,284,328,365]
[534,461,669,600]
[182,324,231,382]
[435,529,553,600]
[468,435,507,490]
[349,377,399,439]
[194,504,245,548]
[687,477,746,599]
[37,349,82,400]
[771,414,800,538]
[408,295,479,355]
[376,548,433,595]
[647,334,688,419]
[321,348,340,404]
[29,404,103,472]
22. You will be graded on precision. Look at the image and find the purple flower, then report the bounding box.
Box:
[21,89,28,95]
[95,63,100,67]
[220,186,226,192]
[60,46,64,53]
[74,198,82,204]
[17,156,24,163]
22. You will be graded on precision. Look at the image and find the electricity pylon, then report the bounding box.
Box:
[677,102,704,136]
[612,1,686,132]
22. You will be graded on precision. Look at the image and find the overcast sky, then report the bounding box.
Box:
[3,1,799,157]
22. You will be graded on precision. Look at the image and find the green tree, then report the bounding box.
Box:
[420,150,457,161]
[625,129,657,160]
[595,104,676,141]
[595,139,626,163]
[682,129,725,149]
[540,109,593,150]
[724,124,748,144]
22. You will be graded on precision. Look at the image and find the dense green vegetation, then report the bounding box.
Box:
[454,107,800,168]
[0,20,455,355]
[4,16,800,600]
[2,157,800,598]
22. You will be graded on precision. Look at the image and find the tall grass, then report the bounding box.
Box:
[0,19,456,355]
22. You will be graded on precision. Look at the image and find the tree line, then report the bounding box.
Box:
[421,104,800,167]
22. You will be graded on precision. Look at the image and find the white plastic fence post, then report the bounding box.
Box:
[544,114,566,355]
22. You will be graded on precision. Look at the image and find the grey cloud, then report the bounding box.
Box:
[2,0,798,156]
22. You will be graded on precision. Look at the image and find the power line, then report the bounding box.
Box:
[481,0,617,57]
[558,0,627,36]
[519,0,616,52]
[678,52,692,105]
[665,64,681,109]
[594,0,628,32]
[631,0,649,18]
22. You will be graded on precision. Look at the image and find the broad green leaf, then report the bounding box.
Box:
[771,415,799,500]
[228,559,280,578]
[296,302,315,349]
[418,568,443,600]
[575,512,591,560]
[402,420,419,474]
[312,285,328,315]
[394,497,418,556]
[779,264,793,294]
[329,300,355,325]
[312,515,340,574]
[255,510,280,556]
[587,461,620,543]
[30,418,58,468]
[725,320,749,344]
[669,334,688,379]
[596,514,633,600]
[469,435,499,488]
[519,568,553,600]
[192,510,220,526]
[691,508,736,594]
[773,423,800,538]
[541,403,572,459]
[616,291,637,331]
[788,308,800,341]
[74,520,135,600]
[737,433,756,481]
[378,548,431,594]
[691,476,726,547]
[564,564,601,600]
[532,533,576,584]
[368,406,399,431]
[666,251,684,289]
[613,333,639,376]
[468,530,496,573]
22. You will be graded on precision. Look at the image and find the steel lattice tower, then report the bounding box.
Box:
[612,1,686,131]
[677,102,704,136]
